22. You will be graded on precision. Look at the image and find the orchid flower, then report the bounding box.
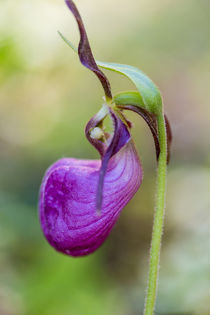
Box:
[39,1,172,313]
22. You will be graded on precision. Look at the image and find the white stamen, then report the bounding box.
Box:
[90,127,104,140]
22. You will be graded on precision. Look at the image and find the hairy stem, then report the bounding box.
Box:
[144,113,167,315]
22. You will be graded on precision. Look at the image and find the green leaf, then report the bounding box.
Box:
[58,32,162,114]
[97,61,162,115]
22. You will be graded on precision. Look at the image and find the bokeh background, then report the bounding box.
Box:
[1,0,210,314]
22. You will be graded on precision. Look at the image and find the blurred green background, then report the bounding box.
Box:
[0,0,210,314]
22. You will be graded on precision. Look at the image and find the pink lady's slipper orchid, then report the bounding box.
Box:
[39,0,172,257]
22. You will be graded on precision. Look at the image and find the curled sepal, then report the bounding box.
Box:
[117,103,160,161]
[114,91,172,164]
[39,141,142,257]
[64,0,112,100]
[164,114,172,164]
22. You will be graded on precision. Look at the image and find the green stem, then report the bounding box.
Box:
[143,113,167,315]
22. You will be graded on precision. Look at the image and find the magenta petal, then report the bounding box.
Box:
[39,141,143,256]
[85,107,131,212]
[95,109,131,212]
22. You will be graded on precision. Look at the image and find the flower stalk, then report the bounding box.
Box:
[144,113,168,315]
